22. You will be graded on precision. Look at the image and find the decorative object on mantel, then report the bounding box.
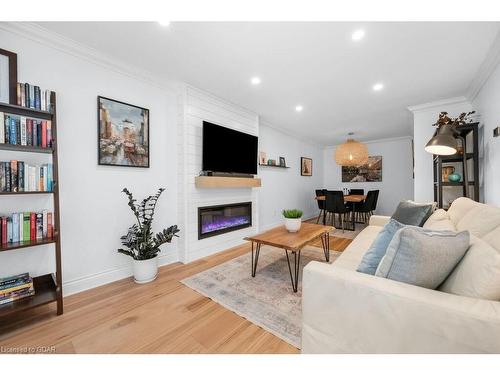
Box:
[342,155,382,182]
[279,156,286,167]
[0,48,17,104]
[334,132,369,166]
[118,188,179,284]
[259,151,267,164]
[301,157,312,176]
[283,209,303,232]
[98,96,150,168]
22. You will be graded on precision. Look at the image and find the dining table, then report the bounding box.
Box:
[315,194,366,230]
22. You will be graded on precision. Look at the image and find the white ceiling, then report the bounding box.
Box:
[37,22,500,145]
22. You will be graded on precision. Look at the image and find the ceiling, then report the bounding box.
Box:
[37,22,500,145]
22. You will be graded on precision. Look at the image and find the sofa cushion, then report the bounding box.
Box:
[448,198,500,242]
[423,209,456,231]
[440,235,500,301]
[357,219,405,275]
[375,227,470,289]
[391,200,435,226]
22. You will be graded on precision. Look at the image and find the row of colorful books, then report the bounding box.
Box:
[0,273,35,305]
[16,82,54,112]
[0,161,53,192]
[0,211,54,245]
[0,112,53,148]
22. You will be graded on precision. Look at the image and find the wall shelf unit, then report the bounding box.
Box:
[195,176,262,188]
[258,163,290,169]
[0,93,63,316]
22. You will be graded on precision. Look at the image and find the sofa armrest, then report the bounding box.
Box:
[368,215,390,227]
[302,262,500,353]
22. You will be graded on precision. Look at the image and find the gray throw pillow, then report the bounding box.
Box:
[391,200,435,226]
[375,227,470,289]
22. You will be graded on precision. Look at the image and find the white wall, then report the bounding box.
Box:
[472,63,500,207]
[0,27,179,295]
[323,137,414,216]
[176,86,259,263]
[409,98,473,203]
[258,124,324,229]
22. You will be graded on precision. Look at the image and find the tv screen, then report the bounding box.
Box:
[202,121,258,175]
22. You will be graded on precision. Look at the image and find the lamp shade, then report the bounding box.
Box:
[424,124,458,156]
[335,139,369,166]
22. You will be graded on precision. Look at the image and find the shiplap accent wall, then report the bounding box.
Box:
[177,86,259,263]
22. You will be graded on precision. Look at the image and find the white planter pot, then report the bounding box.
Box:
[133,256,159,284]
[285,218,302,232]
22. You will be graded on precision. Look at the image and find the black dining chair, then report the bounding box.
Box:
[315,189,326,224]
[349,188,364,195]
[355,190,379,223]
[325,190,352,232]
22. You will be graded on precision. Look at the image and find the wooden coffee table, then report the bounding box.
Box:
[244,223,333,292]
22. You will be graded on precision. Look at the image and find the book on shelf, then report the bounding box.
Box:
[0,273,35,305]
[15,83,54,112]
[0,210,54,245]
[0,160,53,192]
[0,112,53,148]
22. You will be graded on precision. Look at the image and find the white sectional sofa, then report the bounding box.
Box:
[302,198,500,353]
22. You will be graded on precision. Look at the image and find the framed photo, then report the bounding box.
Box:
[279,156,286,167]
[342,155,382,182]
[301,157,312,176]
[0,48,18,104]
[98,96,150,168]
[259,151,267,164]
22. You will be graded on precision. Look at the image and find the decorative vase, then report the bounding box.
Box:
[133,256,159,284]
[285,218,302,232]
[448,172,461,182]
[442,166,455,182]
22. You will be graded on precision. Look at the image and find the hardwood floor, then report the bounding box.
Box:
[0,236,352,354]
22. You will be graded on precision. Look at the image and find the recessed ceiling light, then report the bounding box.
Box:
[251,77,261,85]
[372,83,384,91]
[352,29,365,41]
[295,105,303,112]
[158,21,171,27]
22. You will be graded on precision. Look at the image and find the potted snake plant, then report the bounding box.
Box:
[118,188,180,284]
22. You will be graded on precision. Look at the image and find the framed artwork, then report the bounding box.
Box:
[279,156,286,167]
[259,151,267,164]
[342,155,382,182]
[0,48,18,104]
[98,96,150,168]
[301,157,312,176]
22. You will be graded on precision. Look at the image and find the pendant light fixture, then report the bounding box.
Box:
[335,132,369,166]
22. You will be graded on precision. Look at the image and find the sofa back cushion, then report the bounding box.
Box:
[375,227,470,289]
[357,219,405,275]
[423,209,456,231]
[439,235,500,301]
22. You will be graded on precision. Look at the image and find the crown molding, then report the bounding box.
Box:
[407,96,470,113]
[259,120,323,147]
[0,22,182,93]
[325,135,413,149]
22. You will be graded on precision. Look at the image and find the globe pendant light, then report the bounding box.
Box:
[335,133,369,166]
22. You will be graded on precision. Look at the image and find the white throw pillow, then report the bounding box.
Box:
[440,235,500,301]
[423,209,456,231]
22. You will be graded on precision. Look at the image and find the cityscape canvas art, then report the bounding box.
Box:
[98,96,149,167]
[342,155,382,182]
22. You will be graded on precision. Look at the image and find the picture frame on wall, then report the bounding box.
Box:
[0,48,18,105]
[341,155,383,182]
[98,96,150,168]
[301,157,312,176]
[279,156,286,167]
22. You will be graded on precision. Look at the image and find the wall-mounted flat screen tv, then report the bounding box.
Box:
[202,121,258,175]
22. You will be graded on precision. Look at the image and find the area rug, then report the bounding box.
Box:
[181,245,341,349]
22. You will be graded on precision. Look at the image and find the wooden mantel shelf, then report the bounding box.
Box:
[195,176,262,188]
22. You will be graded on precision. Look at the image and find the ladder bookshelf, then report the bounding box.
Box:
[0,92,63,317]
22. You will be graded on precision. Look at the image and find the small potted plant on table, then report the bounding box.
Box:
[118,188,180,284]
[283,209,303,232]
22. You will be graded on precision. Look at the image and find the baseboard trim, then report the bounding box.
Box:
[62,252,179,297]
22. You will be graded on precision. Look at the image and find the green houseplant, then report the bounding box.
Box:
[282,209,303,232]
[118,187,180,283]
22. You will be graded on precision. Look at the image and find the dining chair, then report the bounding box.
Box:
[315,189,326,224]
[355,190,379,223]
[325,190,352,232]
[349,188,364,195]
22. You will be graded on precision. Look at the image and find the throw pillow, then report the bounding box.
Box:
[439,235,500,300]
[357,219,406,275]
[391,200,436,226]
[375,227,470,289]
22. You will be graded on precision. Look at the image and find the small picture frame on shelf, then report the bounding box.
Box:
[279,156,286,167]
[259,151,267,165]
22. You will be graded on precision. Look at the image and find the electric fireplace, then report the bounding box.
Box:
[198,202,252,239]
